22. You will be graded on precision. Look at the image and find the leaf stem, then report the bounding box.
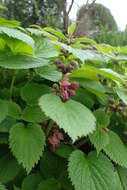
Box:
[10,70,18,99]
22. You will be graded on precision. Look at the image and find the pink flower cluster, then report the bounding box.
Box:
[55,60,78,74]
[60,80,79,101]
[48,124,64,152]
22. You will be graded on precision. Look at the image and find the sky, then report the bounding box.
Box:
[69,0,127,31]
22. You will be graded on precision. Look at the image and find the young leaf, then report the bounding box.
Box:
[9,123,45,173]
[94,109,110,128]
[44,27,67,41]
[0,18,20,28]
[0,99,8,123]
[68,23,76,37]
[22,173,42,190]
[0,154,21,183]
[103,130,127,168]
[39,94,96,142]
[68,150,122,190]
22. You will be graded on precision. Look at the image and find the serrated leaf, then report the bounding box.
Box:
[21,83,51,106]
[68,150,122,190]
[103,130,127,168]
[36,65,62,82]
[7,101,22,119]
[94,109,110,128]
[68,23,76,37]
[40,150,66,179]
[0,117,16,133]
[0,99,8,123]
[22,173,42,190]
[0,27,34,49]
[9,123,45,173]
[0,154,20,183]
[89,128,109,154]
[37,179,60,190]
[39,94,96,141]
[0,53,49,69]
[22,105,47,123]
[35,39,58,58]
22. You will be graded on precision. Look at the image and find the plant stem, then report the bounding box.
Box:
[46,120,54,137]
[10,70,18,99]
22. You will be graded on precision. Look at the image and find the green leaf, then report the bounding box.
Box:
[0,18,20,28]
[0,4,5,9]
[68,150,122,190]
[103,130,127,168]
[37,179,60,190]
[68,23,76,37]
[22,173,42,190]
[0,99,8,123]
[0,117,16,133]
[40,150,66,179]
[7,101,22,119]
[0,54,49,69]
[89,128,109,154]
[0,134,8,144]
[0,154,20,183]
[77,79,106,97]
[56,145,75,159]
[9,123,45,173]
[13,186,21,190]
[116,87,127,105]
[0,183,7,190]
[39,94,96,141]
[21,83,51,106]
[36,65,62,82]
[44,27,67,41]
[0,27,34,49]
[94,109,110,128]
[35,39,58,58]
[22,105,47,123]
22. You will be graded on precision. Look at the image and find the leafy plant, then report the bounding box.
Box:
[1,19,127,190]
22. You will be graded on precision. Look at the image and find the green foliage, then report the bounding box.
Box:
[9,123,45,173]
[0,18,127,190]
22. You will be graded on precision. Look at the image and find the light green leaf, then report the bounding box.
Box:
[116,87,127,105]
[103,130,127,168]
[68,23,76,37]
[37,179,60,190]
[0,4,5,9]
[44,27,67,41]
[89,128,109,155]
[21,83,51,106]
[0,54,49,69]
[22,173,42,190]
[22,106,47,123]
[0,18,20,28]
[35,39,58,58]
[36,65,62,82]
[7,101,22,119]
[68,150,122,190]
[0,27,34,49]
[0,154,20,183]
[39,94,96,141]
[0,99,8,123]
[9,123,45,173]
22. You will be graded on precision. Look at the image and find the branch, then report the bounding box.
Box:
[67,0,74,15]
